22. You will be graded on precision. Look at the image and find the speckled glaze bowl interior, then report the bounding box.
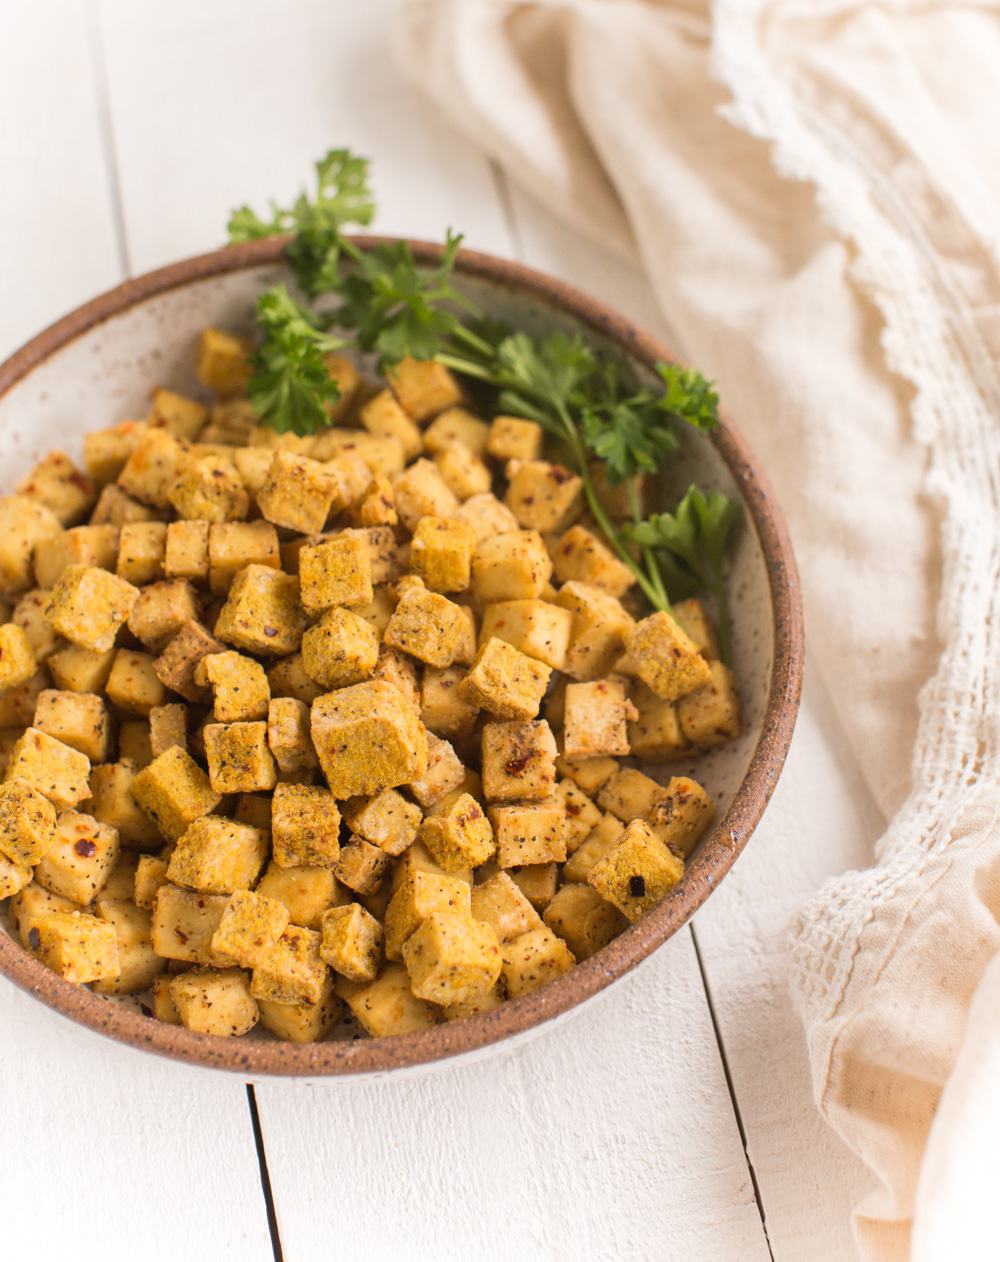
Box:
[0,239,803,1077]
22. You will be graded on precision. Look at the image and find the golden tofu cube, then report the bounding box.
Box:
[272,782,341,869]
[334,837,390,895]
[17,451,96,525]
[0,495,64,595]
[480,719,557,802]
[478,598,572,672]
[391,458,458,533]
[91,483,165,527]
[552,778,602,852]
[48,643,115,695]
[551,524,635,598]
[96,852,138,901]
[5,728,91,810]
[408,732,465,808]
[89,760,161,847]
[337,525,404,585]
[433,444,492,502]
[543,884,626,960]
[0,671,48,730]
[644,776,716,858]
[420,665,479,740]
[372,644,421,709]
[133,852,170,909]
[13,589,58,663]
[194,650,270,722]
[211,889,291,968]
[597,767,667,821]
[489,801,565,867]
[442,985,504,1022]
[197,327,251,395]
[132,745,221,841]
[422,406,489,457]
[9,881,77,945]
[311,679,428,798]
[0,623,36,689]
[388,356,462,422]
[346,961,441,1036]
[0,777,57,864]
[34,523,120,590]
[267,652,324,704]
[384,869,471,960]
[128,579,201,653]
[257,449,339,534]
[563,678,635,760]
[360,389,422,460]
[106,648,168,715]
[92,898,165,994]
[589,819,684,922]
[458,637,551,721]
[115,521,167,585]
[31,909,119,984]
[319,902,384,983]
[171,967,258,1036]
[299,535,373,613]
[505,460,582,534]
[151,884,233,964]
[154,619,224,702]
[267,697,317,774]
[168,456,249,523]
[149,702,186,757]
[555,754,619,797]
[117,429,189,509]
[471,530,552,604]
[251,925,329,1005]
[256,861,342,928]
[151,975,181,1024]
[343,788,422,857]
[486,415,543,463]
[33,688,110,762]
[382,578,465,668]
[33,810,118,905]
[509,863,559,911]
[164,519,210,583]
[203,721,277,794]
[46,564,139,653]
[677,661,742,747]
[0,852,32,899]
[301,606,379,689]
[215,564,304,656]
[207,519,281,594]
[454,492,518,544]
[471,870,543,943]
[118,720,152,767]
[167,814,268,894]
[501,926,574,998]
[555,581,635,681]
[148,387,208,439]
[626,610,713,702]
[350,471,398,528]
[627,681,690,762]
[258,976,342,1044]
[420,792,494,872]
[232,446,277,500]
[403,911,501,1006]
[83,419,146,485]
[409,517,475,593]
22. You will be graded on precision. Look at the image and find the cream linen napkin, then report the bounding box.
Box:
[391,2,1000,1258]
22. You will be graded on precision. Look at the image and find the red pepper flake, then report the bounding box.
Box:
[174,929,189,944]
[74,838,97,857]
[629,874,646,898]
[549,466,572,484]
[504,752,533,775]
[68,470,91,491]
[27,927,41,950]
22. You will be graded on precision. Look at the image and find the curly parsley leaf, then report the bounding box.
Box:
[656,361,720,431]
[246,286,345,435]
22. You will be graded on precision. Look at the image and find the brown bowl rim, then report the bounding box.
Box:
[0,237,804,1076]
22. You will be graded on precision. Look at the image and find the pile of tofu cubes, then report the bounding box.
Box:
[0,327,740,1042]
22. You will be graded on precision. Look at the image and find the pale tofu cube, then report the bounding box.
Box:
[471,530,552,604]
[334,836,390,895]
[677,661,742,747]
[168,456,249,523]
[34,810,119,905]
[372,644,421,710]
[502,926,574,998]
[267,698,317,774]
[128,579,201,652]
[471,870,543,943]
[197,327,251,395]
[627,681,691,762]
[92,898,165,995]
[457,637,551,720]
[509,863,559,911]
[48,643,116,695]
[408,732,465,808]
[644,776,716,858]
[33,688,110,762]
[117,429,189,509]
[46,564,139,652]
[343,788,422,857]
[420,665,479,739]
[360,389,423,461]
[554,754,619,797]
[91,483,164,527]
[31,909,119,984]
[256,861,342,929]
[671,597,721,661]
[552,778,602,853]
[391,458,459,533]
[454,492,518,545]
[34,523,119,590]
[151,884,233,964]
[0,622,36,689]
[89,760,162,847]
[115,521,167,585]
[478,598,572,671]
[505,460,583,533]
[148,708,186,760]
[403,911,501,1005]
[267,653,324,705]
[169,967,258,1036]
[106,649,167,715]
[486,415,543,463]
[384,869,471,960]
[543,884,626,960]
[133,852,171,908]
[165,519,210,583]
[563,678,635,760]
[551,524,635,597]
[597,767,667,821]
[555,581,635,681]
[409,516,475,593]
[148,387,208,439]
[16,452,95,525]
[480,719,557,802]
[346,961,441,1035]
[83,419,146,485]
[257,976,342,1043]
[489,800,565,867]
[422,406,489,456]
[0,853,35,899]
[434,444,492,501]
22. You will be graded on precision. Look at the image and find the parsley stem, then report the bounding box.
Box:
[625,480,670,612]
[450,324,493,361]
[709,571,733,667]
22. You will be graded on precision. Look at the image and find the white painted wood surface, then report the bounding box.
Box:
[0,2,876,1258]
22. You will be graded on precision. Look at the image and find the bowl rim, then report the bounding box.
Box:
[0,237,804,1075]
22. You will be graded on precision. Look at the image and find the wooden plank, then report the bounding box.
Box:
[98,0,511,274]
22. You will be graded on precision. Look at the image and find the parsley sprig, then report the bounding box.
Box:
[226,148,740,657]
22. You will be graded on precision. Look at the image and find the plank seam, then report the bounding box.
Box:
[246,1085,285,1262]
[83,0,131,277]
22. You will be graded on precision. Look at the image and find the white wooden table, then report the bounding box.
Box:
[0,4,881,1258]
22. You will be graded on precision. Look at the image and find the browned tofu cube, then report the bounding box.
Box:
[597,768,667,821]
[207,520,281,594]
[471,530,552,603]
[267,652,324,704]
[489,801,566,867]
[350,471,398,528]
[420,792,494,872]
[34,810,118,905]
[197,327,251,395]
[298,535,374,613]
[251,925,329,1006]
[267,697,317,774]
[256,861,342,929]
[301,606,379,689]
[164,519,210,583]
[382,578,466,668]
[372,644,421,709]
[257,975,342,1043]
[0,496,63,595]
[388,357,463,423]
[258,450,339,534]
[626,610,713,702]
[543,884,626,960]
[471,870,543,943]
[384,869,471,960]
[203,721,277,794]
[643,776,716,858]
[480,719,557,802]
[154,619,225,702]
[409,516,475,593]
[92,483,164,527]
[0,777,57,864]
[5,728,91,810]
[454,492,519,544]
[168,455,249,523]
[320,902,383,983]
[106,648,168,715]
[215,564,304,656]
[46,564,139,652]
[588,819,684,921]
[132,745,221,841]
[31,909,119,984]
[333,836,389,895]
[118,720,152,768]
[0,623,36,689]
[403,911,501,1005]
[486,415,543,463]
[343,788,422,857]
[627,681,690,762]
[478,598,572,672]
[505,460,582,534]
[555,582,635,681]
[271,782,341,869]
[211,889,291,968]
[170,967,258,1036]
[563,678,635,760]
[310,679,428,798]
[501,926,574,998]
[458,637,551,721]
[194,650,270,722]
[677,661,742,747]
[551,524,635,597]
[408,732,465,809]
[92,898,165,994]
[34,523,119,590]
[167,815,268,894]
[339,525,405,584]
[33,688,110,762]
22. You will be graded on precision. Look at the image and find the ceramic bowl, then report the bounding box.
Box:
[0,238,803,1076]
